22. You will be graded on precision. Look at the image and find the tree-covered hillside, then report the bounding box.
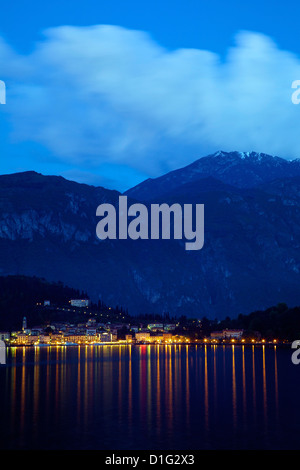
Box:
[0,275,129,331]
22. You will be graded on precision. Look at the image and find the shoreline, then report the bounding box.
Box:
[5,340,292,348]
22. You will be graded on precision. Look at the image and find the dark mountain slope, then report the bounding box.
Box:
[125,151,300,200]
[0,152,299,320]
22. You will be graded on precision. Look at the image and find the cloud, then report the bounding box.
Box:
[1,25,300,189]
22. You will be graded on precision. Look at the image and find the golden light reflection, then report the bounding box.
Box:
[274,345,279,432]
[252,345,257,425]
[3,342,287,450]
[33,347,40,439]
[118,346,122,426]
[139,345,147,425]
[204,344,209,431]
[10,348,17,435]
[156,344,161,436]
[55,348,60,423]
[128,345,132,425]
[213,344,217,416]
[166,345,173,431]
[185,345,189,429]
[77,345,81,424]
[147,345,152,430]
[262,345,267,430]
[20,348,26,445]
[232,345,237,429]
[242,345,247,425]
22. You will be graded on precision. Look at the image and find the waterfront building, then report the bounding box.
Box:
[39,335,51,344]
[152,335,164,342]
[164,324,176,331]
[27,335,39,345]
[135,331,151,342]
[50,334,64,343]
[147,323,164,332]
[98,332,113,342]
[31,328,44,335]
[163,333,172,341]
[86,327,97,335]
[70,299,90,308]
[223,329,244,339]
[130,326,139,332]
[210,329,244,340]
[210,331,224,340]
[0,332,10,341]
[64,334,86,343]
[14,333,28,345]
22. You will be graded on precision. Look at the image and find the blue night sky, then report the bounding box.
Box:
[1,0,300,191]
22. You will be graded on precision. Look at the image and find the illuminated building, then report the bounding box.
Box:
[70,299,90,307]
[135,331,151,342]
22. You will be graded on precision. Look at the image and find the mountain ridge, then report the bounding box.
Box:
[125,150,300,201]
[0,150,299,320]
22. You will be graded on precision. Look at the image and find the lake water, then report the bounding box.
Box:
[0,344,299,450]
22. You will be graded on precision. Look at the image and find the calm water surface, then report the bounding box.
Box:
[0,344,299,450]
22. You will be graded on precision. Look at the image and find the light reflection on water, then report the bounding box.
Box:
[0,344,299,450]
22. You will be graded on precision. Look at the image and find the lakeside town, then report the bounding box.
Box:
[0,297,288,348]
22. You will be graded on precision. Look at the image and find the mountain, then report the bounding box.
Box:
[125,150,300,200]
[0,151,299,320]
[0,170,150,313]
[0,275,88,330]
[0,274,129,331]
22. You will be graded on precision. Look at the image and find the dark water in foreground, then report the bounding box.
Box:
[0,344,299,450]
